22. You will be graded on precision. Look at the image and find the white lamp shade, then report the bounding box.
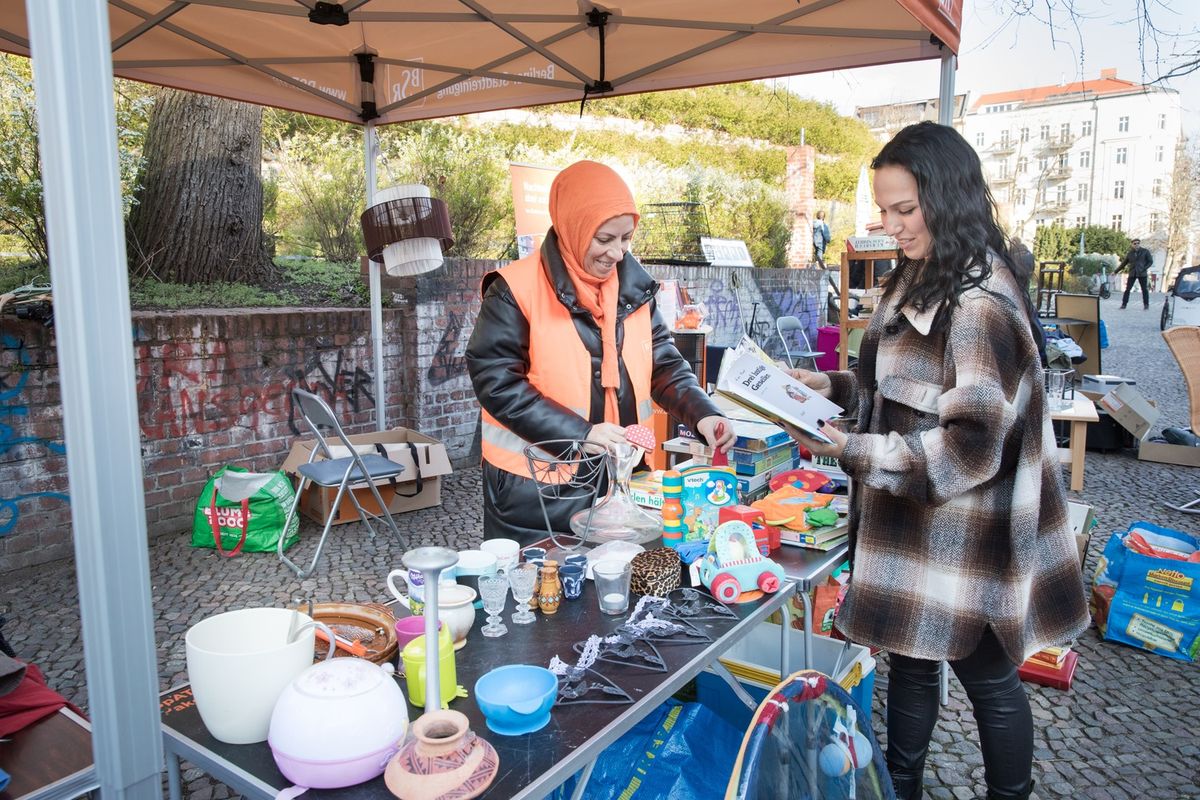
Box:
[364,183,451,276]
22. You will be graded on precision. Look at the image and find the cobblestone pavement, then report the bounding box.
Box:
[2,291,1198,799]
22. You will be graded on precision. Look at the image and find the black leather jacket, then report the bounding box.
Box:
[466,231,719,541]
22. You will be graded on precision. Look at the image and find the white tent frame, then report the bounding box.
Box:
[20,1,956,796]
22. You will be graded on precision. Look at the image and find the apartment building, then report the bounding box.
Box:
[961,69,1182,243]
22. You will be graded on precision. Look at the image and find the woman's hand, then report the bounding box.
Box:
[786,368,832,399]
[782,420,847,461]
[585,422,627,452]
[696,415,736,453]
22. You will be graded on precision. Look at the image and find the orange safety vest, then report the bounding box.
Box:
[480,253,655,477]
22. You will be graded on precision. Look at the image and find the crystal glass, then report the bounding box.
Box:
[478,574,509,638]
[508,563,538,625]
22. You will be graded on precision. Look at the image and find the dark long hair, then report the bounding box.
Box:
[873,122,1038,335]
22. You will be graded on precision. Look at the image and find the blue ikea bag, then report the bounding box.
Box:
[1094,521,1200,662]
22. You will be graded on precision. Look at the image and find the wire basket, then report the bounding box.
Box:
[523,440,609,554]
[635,202,712,266]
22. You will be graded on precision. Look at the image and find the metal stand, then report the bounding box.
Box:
[524,439,608,559]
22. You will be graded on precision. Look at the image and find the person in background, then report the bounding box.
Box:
[466,160,734,544]
[812,210,832,268]
[1115,237,1153,309]
[783,122,1088,800]
[1010,236,1035,277]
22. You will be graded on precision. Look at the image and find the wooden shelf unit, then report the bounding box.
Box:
[838,249,895,369]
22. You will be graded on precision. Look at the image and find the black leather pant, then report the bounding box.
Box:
[1121,273,1149,308]
[886,629,1034,800]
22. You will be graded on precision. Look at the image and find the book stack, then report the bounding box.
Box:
[779,521,848,551]
[1017,645,1079,690]
[661,436,801,503]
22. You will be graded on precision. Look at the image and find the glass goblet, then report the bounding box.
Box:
[508,563,538,625]
[478,574,509,638]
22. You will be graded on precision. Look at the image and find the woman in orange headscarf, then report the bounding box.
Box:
[466,160,733,543]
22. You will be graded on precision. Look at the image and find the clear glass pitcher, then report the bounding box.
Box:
[570,442,662,547]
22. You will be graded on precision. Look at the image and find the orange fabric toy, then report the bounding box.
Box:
[751,485,837,531]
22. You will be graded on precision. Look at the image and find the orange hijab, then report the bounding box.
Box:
[547,161,639,423]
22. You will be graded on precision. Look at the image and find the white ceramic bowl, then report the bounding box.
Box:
[269,658,409,788]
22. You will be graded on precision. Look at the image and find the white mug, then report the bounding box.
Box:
[479,538,520,574]
[386,568,456,612]
[387,578,478,650]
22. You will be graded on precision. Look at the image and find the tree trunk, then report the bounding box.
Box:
[128,89,274,284]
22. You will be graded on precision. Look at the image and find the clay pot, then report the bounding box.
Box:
[384,710,499,800]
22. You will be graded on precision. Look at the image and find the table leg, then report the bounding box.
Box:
[779,596,792,677]
[165,748,182,800]
[568,760,596,800]
[1069,420,1086,491]
[799,589,814,670]
[711,660,760,711]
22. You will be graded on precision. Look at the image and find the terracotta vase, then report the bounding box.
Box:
[537,560,562,615]
[385,710,499,800]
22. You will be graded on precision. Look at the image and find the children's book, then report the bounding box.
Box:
[715,337,843,444]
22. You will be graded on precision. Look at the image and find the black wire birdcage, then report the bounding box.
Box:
[635,202,712,266]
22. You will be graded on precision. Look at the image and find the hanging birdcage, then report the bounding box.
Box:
[635,202,712,266]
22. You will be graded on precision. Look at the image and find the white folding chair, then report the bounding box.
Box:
[776,315,823,370]
[279,388,407,578]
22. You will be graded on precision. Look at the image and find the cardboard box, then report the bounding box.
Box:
[1098,383,1160,442]
[1068,501,1095,566]
[279,428,452,525]
[1137,440,1200,468]
[1081,374,1135,394]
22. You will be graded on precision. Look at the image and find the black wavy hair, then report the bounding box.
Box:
[872,121,1037,335]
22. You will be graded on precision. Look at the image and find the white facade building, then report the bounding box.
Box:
[962,69,1182,245]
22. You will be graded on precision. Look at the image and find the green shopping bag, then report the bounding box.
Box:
[191,466,300,556]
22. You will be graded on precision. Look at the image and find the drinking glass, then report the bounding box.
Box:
[478,574,509,638]
[592,559,632,616]
[1046,369,1073,412]
[508,563,538,625]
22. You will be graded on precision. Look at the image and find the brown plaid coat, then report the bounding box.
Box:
[830,264,1089,664]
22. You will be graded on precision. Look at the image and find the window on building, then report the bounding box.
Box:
[1037,156,1049,172]
[1156,145,1164,163]
[1016,188,1027,205]
[1056,216,1067,227]
[1060,122,1071,141]
[1151,212,1161,230]
[1075,216,1087,227]
[1158,113,1166,130]
[1020,127,1029,143]
[1036,218,1047,229]
[976,131,985,147]
[1000,129,1011,146]
[1017,157,1028,174]
[1038,187,1047,204]
[998,160,1009,179]
[1039,124,1050,141]
[1111,214,1123,231]
[1116,147,1127,164]
[1056,185,1068,203]
[1080,150,1091,168]
[1058,153,1069,169]
[1113,180,1125,199]
[1082,119,1093,137]
[1077,183,1089,201]
[1118,116,1129,132]
[1153,178,1163,197]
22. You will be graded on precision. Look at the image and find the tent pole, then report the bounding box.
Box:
[25,1,161,797]
[938,49,956,126]
[365,122,386,432]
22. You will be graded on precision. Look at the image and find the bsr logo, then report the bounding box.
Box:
[203,507,252,528]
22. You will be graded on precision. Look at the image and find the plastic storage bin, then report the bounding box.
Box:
[815,326,840,372]
[697,623,876,731]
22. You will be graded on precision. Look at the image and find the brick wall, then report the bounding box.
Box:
[784,145,817,269]
[0,258,820,573]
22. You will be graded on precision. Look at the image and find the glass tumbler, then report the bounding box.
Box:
[592,559,632,616]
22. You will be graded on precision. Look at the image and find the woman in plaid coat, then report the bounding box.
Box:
[787,122,1089,800]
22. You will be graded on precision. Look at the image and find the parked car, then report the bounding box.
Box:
[1161,265,1200,331]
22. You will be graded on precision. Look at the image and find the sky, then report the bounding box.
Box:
[782,1,1200,135]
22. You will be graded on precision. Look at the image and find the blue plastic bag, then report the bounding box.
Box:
[1094,521,1200,662]
[1098,318,1109,349]
[549,699,744,800]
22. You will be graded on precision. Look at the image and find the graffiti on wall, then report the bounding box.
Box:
[138,339,376,439]
[427,310,473,387]
[0,334,69,536]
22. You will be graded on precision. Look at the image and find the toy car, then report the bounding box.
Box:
[699,520,788,603]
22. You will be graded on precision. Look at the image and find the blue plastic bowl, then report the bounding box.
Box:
[474,665,558,736]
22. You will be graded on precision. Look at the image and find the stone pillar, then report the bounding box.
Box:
[785,145,817,269]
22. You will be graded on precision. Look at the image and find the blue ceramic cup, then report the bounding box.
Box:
[564,553,589,571]
[560,564,584,601]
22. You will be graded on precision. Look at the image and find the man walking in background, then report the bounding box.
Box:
[1116,238,1153,309]
[812,210,831,268]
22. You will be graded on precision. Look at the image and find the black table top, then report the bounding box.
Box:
[162,582,793,800]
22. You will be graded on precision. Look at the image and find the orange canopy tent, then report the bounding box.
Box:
[5,3,960,799]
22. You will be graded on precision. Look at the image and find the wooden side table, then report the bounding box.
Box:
[1050,397,1100,492]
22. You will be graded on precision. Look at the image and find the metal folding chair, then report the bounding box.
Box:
[279,388,407,578]
[776,315,823,370]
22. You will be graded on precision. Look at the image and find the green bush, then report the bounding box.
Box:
[130,280,297,309]
[1070,253,1118,277]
